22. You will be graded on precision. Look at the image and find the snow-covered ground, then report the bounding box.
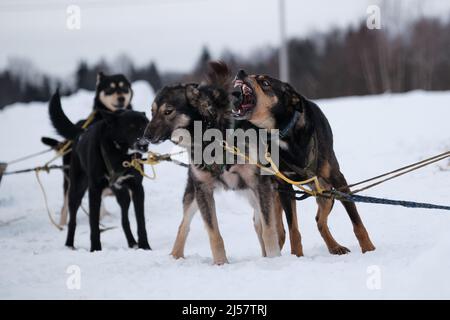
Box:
[0,82,449,299]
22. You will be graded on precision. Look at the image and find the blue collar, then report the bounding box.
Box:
[279,111,300,139]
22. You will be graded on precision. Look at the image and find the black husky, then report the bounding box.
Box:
[231,69,376,255]
[144,62,285,264]
[48,91,151,252]
[42,73,134,224]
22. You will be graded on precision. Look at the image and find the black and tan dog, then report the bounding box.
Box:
[48,91,150,251]
[144,63,285,264]
[42,72,134,225]
[231,69,376,255]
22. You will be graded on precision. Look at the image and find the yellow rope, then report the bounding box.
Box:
[122,150,187,180]
[33,111,98,230]
[35,169,64,231]
[124,139,322,196]
[123,155,157,180]
[221,140,324,196]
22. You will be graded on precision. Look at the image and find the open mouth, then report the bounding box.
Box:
[232,80,256,118]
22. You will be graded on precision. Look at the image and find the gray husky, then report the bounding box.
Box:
[144,63,284,264]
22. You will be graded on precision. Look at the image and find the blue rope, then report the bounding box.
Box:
[330,190,450,211]
[286,189,450,211]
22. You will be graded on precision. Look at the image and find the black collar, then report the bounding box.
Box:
[279,111,300,139]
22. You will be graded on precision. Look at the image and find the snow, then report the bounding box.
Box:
[0,83,449,299]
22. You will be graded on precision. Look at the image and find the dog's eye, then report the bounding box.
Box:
[262,80,270,87]
[164,108,174,116]
[104,87,115,95]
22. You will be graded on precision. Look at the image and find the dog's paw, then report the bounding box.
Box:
[171,252,184,260]
[329,245,351,255]
[90,245,102,252]
[138,242,151,250]
[65,245,76,250]
[362,244,376,253]
[291,248,304,257]
[128,241,138,249]
[213,257,229,265]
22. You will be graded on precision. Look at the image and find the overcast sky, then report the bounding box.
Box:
[1,0,450,77]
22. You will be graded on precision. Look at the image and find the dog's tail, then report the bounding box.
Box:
[41,137,61,148]
[49,90,83,140]
[207,60,231,91]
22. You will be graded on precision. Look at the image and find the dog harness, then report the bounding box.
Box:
[100,143,134,189]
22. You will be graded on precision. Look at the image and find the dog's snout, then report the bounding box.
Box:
[118,96,125,103]
[136,138,149,152]
[138,137,150,146]
[237,69,247,79]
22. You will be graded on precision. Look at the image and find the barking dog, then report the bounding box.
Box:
[144,63,284,264]
[41,73,134,225]
[48,91,151,252]
[231,69,376,255]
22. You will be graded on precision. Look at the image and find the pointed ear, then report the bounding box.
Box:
[98,109,117,125]
[96,72,105,87]
[185,84,214,117]
[185,84,201,106]
[282,83,304,113]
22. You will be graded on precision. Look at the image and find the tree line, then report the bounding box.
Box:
[1,15,450,109]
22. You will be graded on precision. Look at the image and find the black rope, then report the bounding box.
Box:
[3,165,69,176]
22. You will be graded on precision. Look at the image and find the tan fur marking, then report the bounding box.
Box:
[171,200,197,259]
[287,198,304,256]
[353,224,376,253]
[247,76,277,129]
[99,90,132,111]
[319,161,332,179]
[315,195,350,255]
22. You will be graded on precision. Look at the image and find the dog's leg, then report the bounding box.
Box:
[60,152,71,225]
[255,183,281,258]
[331,171,376,253]
[274,193,286,250]
[65,177,87,249]
[195,184,228,265]
[278,187,303,257]
[315,187,350,255]
[244,191,267,257]
[114,187,137,248]
[171,178,197,259]
[88,185,103,252]
[253,210,267,257]
[60,191,69,226]
[130,182,151,250]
